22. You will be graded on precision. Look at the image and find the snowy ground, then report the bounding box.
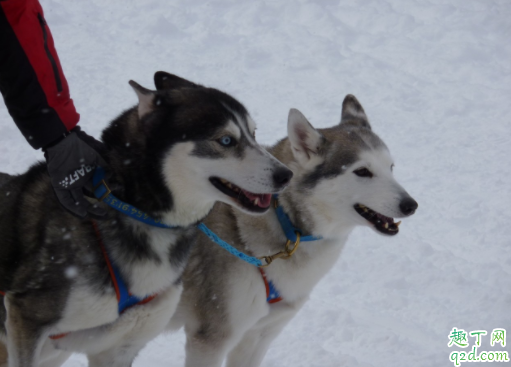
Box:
[1,0,510,366]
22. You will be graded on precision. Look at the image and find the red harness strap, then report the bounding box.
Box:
[92,220,157,313]
[48,332,68,340]
[1,226,158,341]
[93,220,122,302]
[259,268,283,304]
[48,221,157,340]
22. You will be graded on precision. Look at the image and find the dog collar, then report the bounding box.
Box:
[273,194,323,242]
[93,167,177,229]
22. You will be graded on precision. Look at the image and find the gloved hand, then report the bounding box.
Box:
[44,128,109,219]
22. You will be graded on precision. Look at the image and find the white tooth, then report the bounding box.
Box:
[395,221,401,227]
[384,223,389,229]
[254,198,259,206]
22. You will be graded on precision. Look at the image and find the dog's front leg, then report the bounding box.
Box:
[184,336,230,367]
[0,340,70,367]
[4,296,49,367]
[0,342,8,367]
[226,304,301,367]
[225,322,286,367]
[88,345,143,367]
[84,286,182,367]
[183,319,255,367]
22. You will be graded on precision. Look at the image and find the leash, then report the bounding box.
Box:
[1,169,324,328]
[93,168,324,305]
[93,167,264,267]
[93,168,323,269]
[93,168,323,268]
[196,223,263,267]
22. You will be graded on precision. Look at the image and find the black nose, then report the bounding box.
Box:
[273,168,293,187]
[400,197,418,216]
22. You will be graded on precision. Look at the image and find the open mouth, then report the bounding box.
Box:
[354,204,401,236]
[210,177,272,213]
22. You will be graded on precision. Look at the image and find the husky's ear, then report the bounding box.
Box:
[129,80,156,119]
[288,109,324,166]
[154,71,198,91]
[340,94,371,130]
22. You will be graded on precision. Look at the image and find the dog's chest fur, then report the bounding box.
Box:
[56,222,194,333]
[117,222,194,295]
[237,212,347,304]
[266,241,344,302]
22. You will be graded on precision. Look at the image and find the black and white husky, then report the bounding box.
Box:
[168,95,418,367]
[0,72,292,367]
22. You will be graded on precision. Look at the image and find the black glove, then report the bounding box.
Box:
[44,128,109,219]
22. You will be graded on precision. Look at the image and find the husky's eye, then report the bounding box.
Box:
[217,136,236,147]
[354,167,373,178]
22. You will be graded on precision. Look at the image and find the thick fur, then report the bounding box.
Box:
[168,95,418,367]
[0,72,291,367]
[0,173,12,188]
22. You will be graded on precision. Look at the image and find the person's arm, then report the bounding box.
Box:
[0,0,79,149]
[0,0,108,219]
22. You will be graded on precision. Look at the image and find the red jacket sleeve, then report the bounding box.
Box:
[0,0,79,149]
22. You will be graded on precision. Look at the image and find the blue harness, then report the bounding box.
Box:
[92,168,322,304]
[265,195,323,302]
[92,221,156,314]
[267,278,281,303]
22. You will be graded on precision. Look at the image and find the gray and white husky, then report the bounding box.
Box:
[0,72,292,367]
[168,95,418,367]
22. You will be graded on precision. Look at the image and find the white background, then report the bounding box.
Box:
[0,0,510,366]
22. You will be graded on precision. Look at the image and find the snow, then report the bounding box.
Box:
[1,0,510,366]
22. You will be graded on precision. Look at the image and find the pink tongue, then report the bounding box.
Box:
[242,191,272,208]
[259,194,272,208]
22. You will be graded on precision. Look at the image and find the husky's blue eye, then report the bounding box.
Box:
[218,136,235,147]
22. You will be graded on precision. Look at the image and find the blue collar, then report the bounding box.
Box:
[93,167,177,229]
[273,195,323,242]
